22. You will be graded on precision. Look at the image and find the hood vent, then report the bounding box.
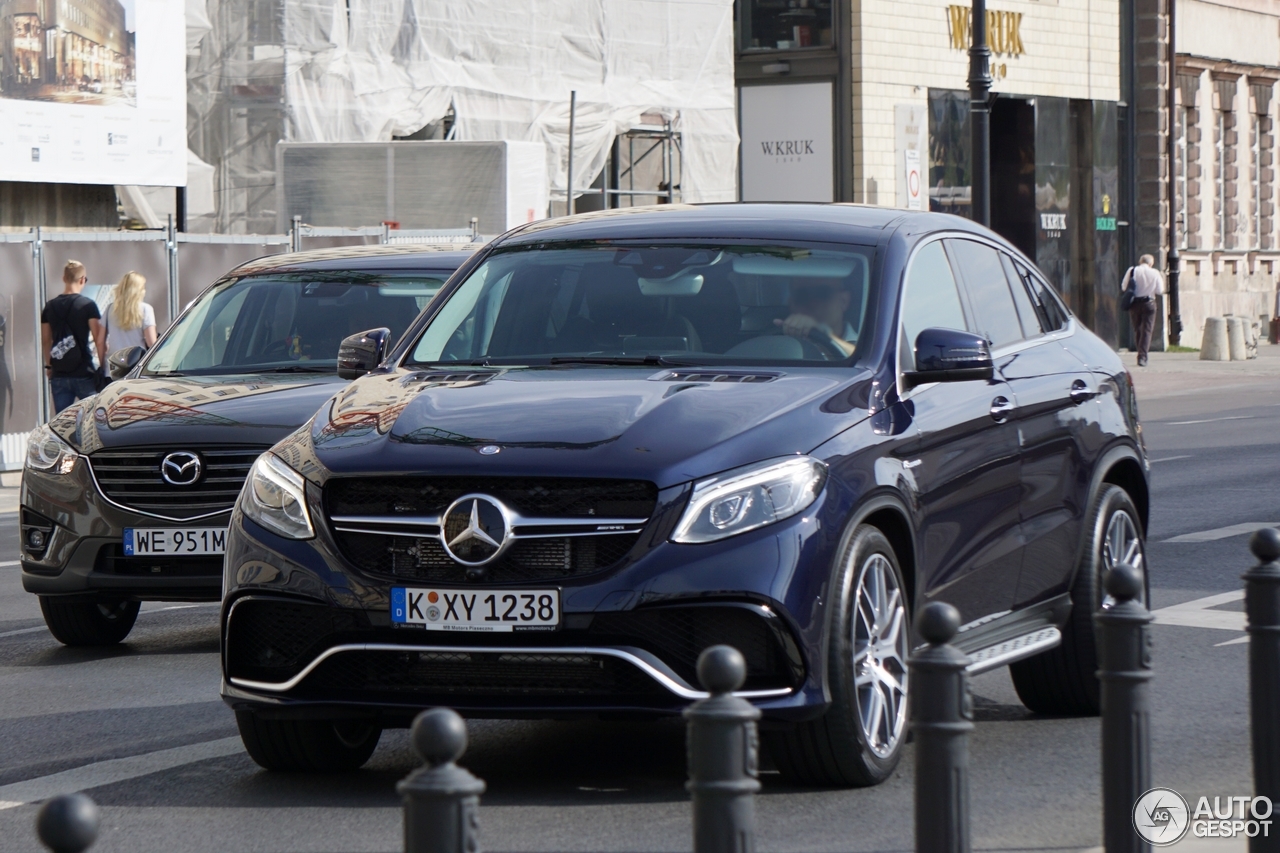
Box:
[654,370,780,384]
[403,371,500,387]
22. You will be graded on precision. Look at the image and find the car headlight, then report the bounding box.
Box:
[240,453,314,540]
[25,425,78,474]
[672,456,828,544]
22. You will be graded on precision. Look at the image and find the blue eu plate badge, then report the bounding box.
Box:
[391,587,407,623]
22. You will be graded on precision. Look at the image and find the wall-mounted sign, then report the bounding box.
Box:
[946,6,1026,57]
[740,81,834,203]
[1096,217,1117,231]
[905,149,923,210]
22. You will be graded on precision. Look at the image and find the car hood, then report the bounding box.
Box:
[300,366,874,489]
[50,373,348,453]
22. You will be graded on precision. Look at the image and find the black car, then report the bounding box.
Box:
[20,245,475,646]
[220,204,1149,785]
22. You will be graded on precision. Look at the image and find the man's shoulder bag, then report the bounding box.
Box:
[1119,268,1136,312]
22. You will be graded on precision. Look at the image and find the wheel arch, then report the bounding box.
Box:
[1099,450,1150,535]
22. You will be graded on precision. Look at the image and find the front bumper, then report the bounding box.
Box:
[221,489,844,722]
[20,462,226,601]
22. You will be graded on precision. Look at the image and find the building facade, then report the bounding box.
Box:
[736,0,1127,343]
[1169,0,1280,349]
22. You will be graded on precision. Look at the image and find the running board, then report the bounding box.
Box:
[965,627,1062,675]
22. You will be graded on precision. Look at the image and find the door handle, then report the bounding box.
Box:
[990,396,1015,422]
[1070,379,1093,404]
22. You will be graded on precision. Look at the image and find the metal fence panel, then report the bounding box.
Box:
[40,236,172,335]
[0,240,40,468]
[175,238,289,309]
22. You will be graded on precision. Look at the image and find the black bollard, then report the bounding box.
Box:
[1096,564,1153,853]
[910,602,973,853]
[397,708,486,853]
[684,645,761,853]
[1246,528,1280,853]
[35,793,99,853]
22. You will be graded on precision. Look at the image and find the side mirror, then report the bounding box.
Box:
[337,328,391,380]
[108,346,145,380]
[903,327,994,389]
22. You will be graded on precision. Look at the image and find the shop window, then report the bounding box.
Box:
[738,0,834,52]
[927,89,971,218]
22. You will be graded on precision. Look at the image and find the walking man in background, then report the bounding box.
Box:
[1121,254,1165,366]
[41,260,106,413]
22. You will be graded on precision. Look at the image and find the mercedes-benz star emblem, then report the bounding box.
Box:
[160,451,203,486]
[441,494,510,565]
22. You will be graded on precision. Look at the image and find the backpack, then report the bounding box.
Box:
[48,296,88,374]
[1118,267,1136,312]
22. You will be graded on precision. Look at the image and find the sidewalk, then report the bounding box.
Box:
[1119,343,1280,400]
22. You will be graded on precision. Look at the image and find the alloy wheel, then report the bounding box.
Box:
[1101,509,1144,608]
[851,553,908,758]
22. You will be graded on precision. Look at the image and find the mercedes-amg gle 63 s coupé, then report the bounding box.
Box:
[222,204,1149,785]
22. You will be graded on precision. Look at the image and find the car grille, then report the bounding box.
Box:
[325,477,657,583]
[298,649,671,701]
[225,598,366,683]
[90,445,270,520]
[94,544,224,578]
[225,597,803,696]
[334,531,642,584]
[325,476,658,518]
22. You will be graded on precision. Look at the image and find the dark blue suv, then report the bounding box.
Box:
[221,204,1149,786]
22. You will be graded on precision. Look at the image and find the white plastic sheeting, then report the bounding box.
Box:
[283,0,739,203]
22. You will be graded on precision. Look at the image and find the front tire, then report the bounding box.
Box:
[765,525,909,787]
[1010,484,1147,715]
[236,711,382,772]
[39,597,140,646]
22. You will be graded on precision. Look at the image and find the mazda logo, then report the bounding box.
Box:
[160,451,203,486]
[441,494,511,565]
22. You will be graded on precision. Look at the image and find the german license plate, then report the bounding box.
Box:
[391,587,560,632]
[123,528,227,556]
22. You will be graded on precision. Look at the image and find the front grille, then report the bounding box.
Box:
[225,598,365,683]
[94,544,223,579]
[590,605,803,691]
[326,477,657,583]
[90,445,270,519]
[334,531,641,583]
[298,649,671,701]
[325,476,657,518]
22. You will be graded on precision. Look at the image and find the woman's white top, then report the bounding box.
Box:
[105,301,156,352]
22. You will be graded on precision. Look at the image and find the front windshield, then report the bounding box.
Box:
[144,272,448,377]
[407,243,875,365]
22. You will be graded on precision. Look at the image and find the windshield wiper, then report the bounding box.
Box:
[255,365,335,374]
[548,355,686,366]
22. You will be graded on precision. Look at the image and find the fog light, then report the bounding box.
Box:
[27,529,45,549]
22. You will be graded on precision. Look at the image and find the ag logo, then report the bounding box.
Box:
[160,451,202,486]
[1134,787,1191,846]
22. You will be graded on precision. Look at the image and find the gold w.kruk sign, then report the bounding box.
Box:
[946,6,1025,57]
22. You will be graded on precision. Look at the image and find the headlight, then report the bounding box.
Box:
[25,425,78,474]
[240,453,314,540]
[672,456,827,544]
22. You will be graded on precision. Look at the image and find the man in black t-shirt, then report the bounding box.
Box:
[41,260,107,413]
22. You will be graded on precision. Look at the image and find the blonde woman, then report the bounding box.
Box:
[104,271,157,353]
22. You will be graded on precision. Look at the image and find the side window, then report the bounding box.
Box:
[948,239,1024,349]
[999,253,1043,338]
[900,240,968,371]
[1014,260,1068,332]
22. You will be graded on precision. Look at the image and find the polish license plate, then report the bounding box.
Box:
[391,587,560,632]
[123,528,227,556]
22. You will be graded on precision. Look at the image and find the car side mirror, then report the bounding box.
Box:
[903,327,994,389]
[337,328,391,380]
[108,346,145,380]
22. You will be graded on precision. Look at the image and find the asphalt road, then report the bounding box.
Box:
[0,360,1270,853]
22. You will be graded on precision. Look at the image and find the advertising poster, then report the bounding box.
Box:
[739,81,834,203]
[0,0,185,186]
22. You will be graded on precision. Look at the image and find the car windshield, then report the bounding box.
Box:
[143,272,448,377]
[407,243,875,366]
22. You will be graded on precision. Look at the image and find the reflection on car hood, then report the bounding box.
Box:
[295,366,873,489]
[50,374,348,453]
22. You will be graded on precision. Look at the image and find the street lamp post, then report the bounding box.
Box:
[969,0,993,228]
[1166,0,1183,346]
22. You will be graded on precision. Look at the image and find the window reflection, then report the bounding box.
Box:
[739,0,834,51]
